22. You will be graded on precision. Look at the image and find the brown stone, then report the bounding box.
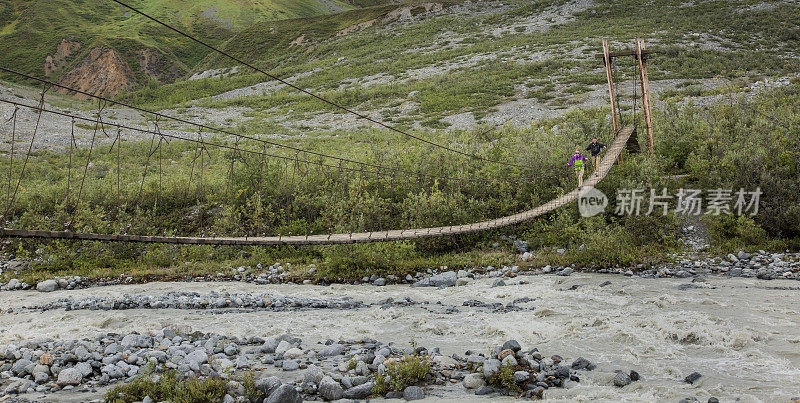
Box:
[498,349,515,361]
[39,352,53,366]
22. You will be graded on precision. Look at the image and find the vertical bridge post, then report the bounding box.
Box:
[602,40,620,134]
[636,37,654,155]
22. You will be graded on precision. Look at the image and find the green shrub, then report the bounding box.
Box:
[373,354,431,395]
[703,215,769,252]
[487,365,522,393]
[104,366,242,403]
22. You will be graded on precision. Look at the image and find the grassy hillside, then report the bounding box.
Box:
[0,0,354,88]
[116,0,800,131]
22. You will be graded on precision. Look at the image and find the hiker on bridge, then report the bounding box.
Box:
[568,148,589,188]
[585,137,607,174]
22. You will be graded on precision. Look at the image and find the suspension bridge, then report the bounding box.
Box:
[0,1,653,246]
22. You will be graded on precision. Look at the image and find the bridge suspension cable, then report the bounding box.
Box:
[108,0,533,171]
[0,127,635,244]
[0,97,532,184]
[0,67,551,183]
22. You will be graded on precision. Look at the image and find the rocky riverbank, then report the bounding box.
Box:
[0,329,598,402]
[1,248,797,296]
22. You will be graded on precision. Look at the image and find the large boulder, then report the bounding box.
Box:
[318,343,345,357]
[283,347,303,360]
[404,385,424,400]
[343,381,374,399]
[430,271,457,287]
[303,364,324,384]
[56,367,83,386]
[261,338,279,354]
[502,340,521,352]
[265,384,302,403]
[483,359,501,378]
[318,376,344,400]
[36,279,58,292]
[463,373,486,389]
[613,370,631,387]
[255,376,282,396]
[184,350,208,372]
[75,362,93,377]
[11,358,33,376]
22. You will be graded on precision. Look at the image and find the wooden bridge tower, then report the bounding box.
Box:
[597,37,655,156]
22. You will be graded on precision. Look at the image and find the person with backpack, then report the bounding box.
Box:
[568,147,589,188]
[585,137,607,174]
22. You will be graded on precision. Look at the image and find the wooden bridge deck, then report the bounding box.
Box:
[0,127,634,245]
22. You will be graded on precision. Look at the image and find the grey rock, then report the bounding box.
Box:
[303,364,324,384]
[342,381,374,399]
[501,355,517,367]
[275,340,292,355]
[491,279,506,287]
[429,271,457,287]
[483,359,501,378]
[4,379,26,395]
[36,279,58,292]
[373,278,386,286]
[502,340,521,352]
[319,376,344,400]
[11,358,32,376]
[261,339,279,354]
[350,375,368,387]
[283,347,303,360]
[282,359,300,371]
[75,362,92,377]
[318,343,345,357]
[235,355,250,369]
[56,367,83,386]
[255,376,282,396]
[462,373,485,389]
[513,371,530,383]
[557,268,573,276]
[613,370,631,387]
[684,371,702,384]
[554,365,570,378]
[184,350,208,372]
[475,385,494,395]
[34,371,49,384]
[403,385,424,400]
[355,360,369,376]
[571,357,595,370]
[223,343,239,356]
[265,384,302,403]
